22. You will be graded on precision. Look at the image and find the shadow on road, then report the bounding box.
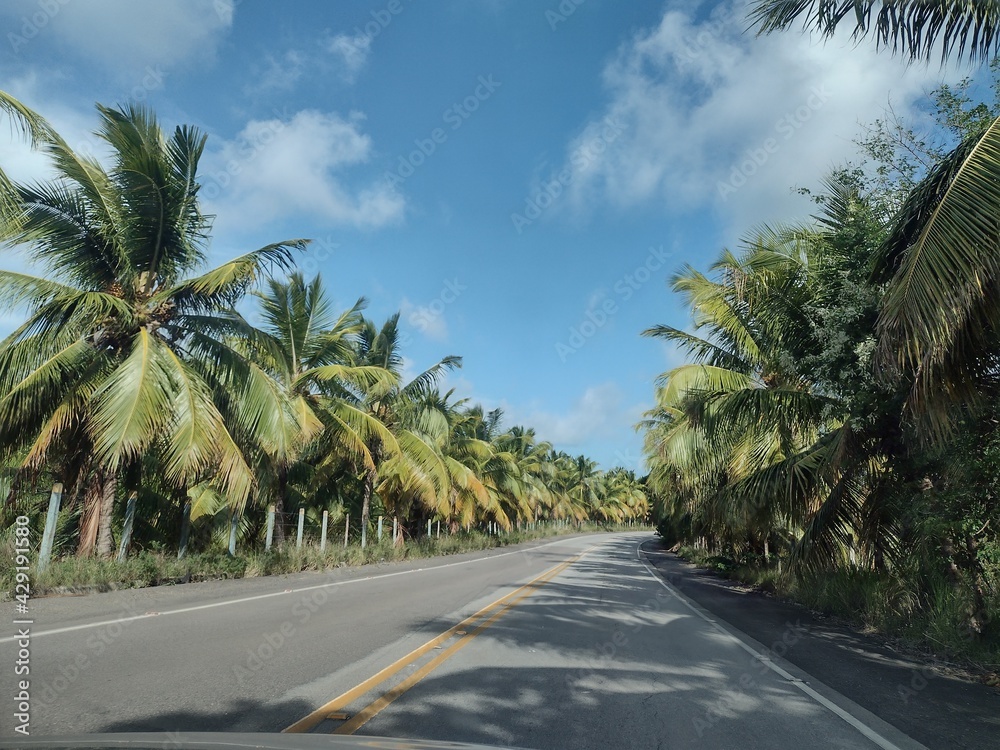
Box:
[356,535,876,749]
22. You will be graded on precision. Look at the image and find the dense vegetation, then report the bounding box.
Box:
[0,96,648,578]
[642,5,1000,664]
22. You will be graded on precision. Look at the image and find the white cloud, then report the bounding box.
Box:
[244,32,371,96]
[508,383,629,448]
[203,109,405,233]
[544,2,959,236]
[400,297,449,342]
[326,32,372,83]
[3,0,232,77]
[247,50,307,95]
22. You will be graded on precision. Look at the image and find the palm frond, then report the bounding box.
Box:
[164,240,308,312]
[748,1,1000,65]
[875,116,1000,433]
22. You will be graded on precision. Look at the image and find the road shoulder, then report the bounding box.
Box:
[639,539,1000,750]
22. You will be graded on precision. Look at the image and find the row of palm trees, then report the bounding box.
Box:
[641,2,1000,636]
[0,96,648,558]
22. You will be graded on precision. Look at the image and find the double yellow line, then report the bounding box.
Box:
[283,548,589,735]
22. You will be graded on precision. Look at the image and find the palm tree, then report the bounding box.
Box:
[0,101,306,555]
[351,314,460,543]
[749,1,1000,65]
[388,391,494,535]
[495,426,558,525]
[460,407,526,530]
[643,188,905,568]
[872,120,1000,435]
[0,92,52,223]
[598,469,649,523]
[243,272,398,543]
[750,2,1000,436]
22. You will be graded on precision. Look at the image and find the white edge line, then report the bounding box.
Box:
[0,536,589,644]
[635,542,911,750]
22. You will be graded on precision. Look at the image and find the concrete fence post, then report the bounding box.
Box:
[265,505,275,550]
[378,515,384,541]
[227,510,238,556]
[296,507,305,549]
[37,482,63,573]
[117,491,138,562]
[320,510,329,552]
[344,513,350,548]
[178,501,191,560]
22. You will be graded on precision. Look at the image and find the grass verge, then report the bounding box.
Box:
[674,544,1000,676]
[3,524,652,598]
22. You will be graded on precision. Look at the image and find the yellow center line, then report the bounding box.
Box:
[282,546,595,734]
[333,557,575,735]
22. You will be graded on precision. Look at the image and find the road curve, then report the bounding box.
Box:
[2,533,927,748]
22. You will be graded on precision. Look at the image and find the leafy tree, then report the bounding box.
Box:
[644,180,910,568]
[243,272,398,542]
[0,101,305,555]
[351,314,459,542]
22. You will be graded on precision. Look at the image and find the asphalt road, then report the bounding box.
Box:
[0,532,980,748]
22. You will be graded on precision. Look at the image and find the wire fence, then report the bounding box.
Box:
[28,481,652,567]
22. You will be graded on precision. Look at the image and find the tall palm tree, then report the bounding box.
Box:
[598,468,649,523]
[243,272,398,542]
[749,1,1000,65]
[351,314,460,542]
[0,101,306,555]
[643,191,903,568]
[389,391,493,535]
[494,426,558,524]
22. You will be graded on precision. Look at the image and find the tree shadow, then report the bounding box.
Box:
[638,539,1000,750]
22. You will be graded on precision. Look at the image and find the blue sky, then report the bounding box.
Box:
[0,0,972,470]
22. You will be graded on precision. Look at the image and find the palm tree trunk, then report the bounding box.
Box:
[95,471,117,558]
[964,533,990,638]
[449,490,459,535]
[77,470,102,557]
